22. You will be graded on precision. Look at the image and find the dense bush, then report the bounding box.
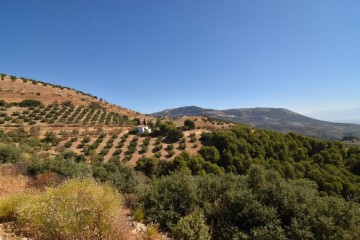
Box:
[0,144,23,163]
[42,131,60,146]
[64,140,73,148]
[136,151,224,177]
[140,166,360,239]
[0,100,7,107]
[27,154,92,178]
[184,119,196,130]
[173,208,211,240]
[165,128,184,143]
[19,99,42,107]
[200,126,360,200]
[93,158,139,193]
[0,179,123,239]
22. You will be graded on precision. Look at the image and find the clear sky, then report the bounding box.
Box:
[1,0,359,115]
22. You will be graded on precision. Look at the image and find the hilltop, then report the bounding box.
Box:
[152,106,360,140]
[0,74,137,117]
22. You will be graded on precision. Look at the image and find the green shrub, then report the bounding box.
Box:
[167,150,175,158]
[42,131,60,146]
[0,144,23,163]
[142,173,198,231]
[173,208,211,240]
[27,157,92,178]
[135,157,160,177]
[93,159,139,193]
[82,136,91,143]
[64,140,73,148]
[139,145,148,154]
[165,129,184,143]
[3,179,123,239]
[0,192,33,221]
[184,119,196,130]
[144,225,161,239]
[141,167,360,239]
[152,144,162,153]
[19,99,42,107]
[199,146,220,163]
[133,206,145,222]
[178,142,186,150]
[189,133,197,143]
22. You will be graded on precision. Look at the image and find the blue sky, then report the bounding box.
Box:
[1,0,359,115]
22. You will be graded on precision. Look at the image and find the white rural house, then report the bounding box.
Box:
[136,126,152,134]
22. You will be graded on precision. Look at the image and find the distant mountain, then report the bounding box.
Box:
[152,106,360,140]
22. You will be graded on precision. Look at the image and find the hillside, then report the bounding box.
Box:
[0,74,137,117]
[0,74,234,163]
[0,74,360,239]
[152,106,360,140]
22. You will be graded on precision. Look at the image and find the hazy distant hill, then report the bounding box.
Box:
[152,106,360,140]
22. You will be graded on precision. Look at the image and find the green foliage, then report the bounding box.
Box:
[152,144,163,153]
[189,133,197,143]
[135,157,160,177]
[133,117,141,125]
[0,179,122,239]
[173,208,211,240]
[133,207,145,222]
[0,144,23,163]
[28,155,92,178]
[199,146,220,163]
[88,101,102,109]
[61,100,74,107]
[141,167,360,239]
[135,152,224,177]
[19,99,42,107]
[166,128,184,143]
[64,140,73,148]
[142,173,198,231]
[93,158,139,193]
[0,192,33,221]
[184,119,196,130]
[200,126,360,200]
[42,131,60,146]
[152,122,184,143]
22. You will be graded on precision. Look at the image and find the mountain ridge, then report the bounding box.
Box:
[152,106,360,140]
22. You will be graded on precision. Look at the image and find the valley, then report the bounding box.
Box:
[0,74,359,240]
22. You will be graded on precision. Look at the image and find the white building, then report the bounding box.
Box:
[136,126,152,134]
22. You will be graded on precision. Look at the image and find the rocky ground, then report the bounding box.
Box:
[0,223,29,240]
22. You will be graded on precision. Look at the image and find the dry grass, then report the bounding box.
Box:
[27,172,63,190]
[0,168,149,240]
[0,179,124,239]
[0,165,29,200]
